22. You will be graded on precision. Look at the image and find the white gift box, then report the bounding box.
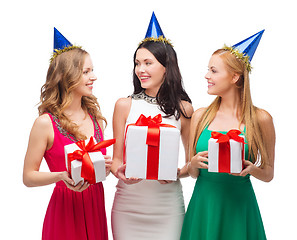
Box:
[64,139,106,185]
[208,135,245,173]
[125,125,180,180]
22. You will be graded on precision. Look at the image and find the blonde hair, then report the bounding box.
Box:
[193,49,268,167]
[38,48,106,140]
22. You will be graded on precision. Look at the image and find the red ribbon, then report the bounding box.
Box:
[124,114,175,179]
[67,137,116,184]
[211,130,245,173]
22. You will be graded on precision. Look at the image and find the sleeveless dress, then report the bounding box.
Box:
[111,92,185,240]
[42,113,108,240]
[180,127,266,240]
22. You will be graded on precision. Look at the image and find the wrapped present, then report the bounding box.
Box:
[208,130,245,173]
[124,114,180,180]
[65,137,115,185]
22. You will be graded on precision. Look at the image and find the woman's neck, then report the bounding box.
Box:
[219,89,241,118]
[64,96,86,120]
[144,88,158,98]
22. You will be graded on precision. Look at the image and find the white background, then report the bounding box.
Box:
[1,0,296,239]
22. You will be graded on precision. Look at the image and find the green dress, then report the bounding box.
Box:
[180,127,266,240]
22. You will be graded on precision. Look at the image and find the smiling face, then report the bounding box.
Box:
[72,54,97,97]
[205,53,239,96]
[134,48,166,96]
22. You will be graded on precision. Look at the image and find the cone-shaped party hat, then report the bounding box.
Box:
[50,28,81,62]
[54,27,72,51]
[232,29,264,62]
[145,12,165,39]
[223,30,264,72]
[139,12,172,46]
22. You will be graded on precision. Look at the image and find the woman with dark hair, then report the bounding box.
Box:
[132,40,191,120]
[110,13,193,240]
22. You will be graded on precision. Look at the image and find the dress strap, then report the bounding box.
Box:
[89,115,107,155]
[46,112,104,143]
[46,112,77,142]
[89,114,103,143]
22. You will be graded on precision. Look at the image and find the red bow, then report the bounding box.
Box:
[211,130,245,173]
[68,137,116,184]
[135,114,167,147]
[211,129,246,144]
[124,114,175,179]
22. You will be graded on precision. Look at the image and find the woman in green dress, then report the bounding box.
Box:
[180,32,275,240]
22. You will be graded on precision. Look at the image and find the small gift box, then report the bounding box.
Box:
[124,114,180,180]
[65,137,115,185]
[208,130,245,173]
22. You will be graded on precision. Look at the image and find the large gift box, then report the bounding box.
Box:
[124,114,180,180]
[208,130,245,173]
[65,137,115,185]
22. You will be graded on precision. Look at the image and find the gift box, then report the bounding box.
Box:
[208,130,245,173]
[124,114,180,180]
[65,137,115,185]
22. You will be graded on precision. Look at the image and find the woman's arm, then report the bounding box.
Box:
[186,108,209,179]
[23,114,74,187]
[240,109,275,182]
[178,101,194,178]
[110,98,141,184]
[110,98,131,176]
[97,119,113,177]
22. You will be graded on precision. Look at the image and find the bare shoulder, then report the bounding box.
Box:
[256,108,273,125]
[192,107,207,123]
[255,108,275,137]
[113,97,132,122]
[114,97,132,111]
[181,100,194,118]
[33,114,52,130]
[29,114,53,147]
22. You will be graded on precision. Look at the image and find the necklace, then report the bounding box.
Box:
[131,91,157,104]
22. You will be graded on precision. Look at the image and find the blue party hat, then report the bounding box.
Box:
[232,30,264,62]
[50,28,81,62]
[224,30,265,72]
[139,12,172,46]
[54,27,72,51]
[145,12,165,39]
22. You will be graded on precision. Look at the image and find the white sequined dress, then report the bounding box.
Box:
[111,92,185,240]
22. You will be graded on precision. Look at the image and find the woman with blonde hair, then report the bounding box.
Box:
[23,28,110,240]
[180,30,275,240]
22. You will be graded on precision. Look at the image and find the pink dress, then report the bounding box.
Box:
[42,113,108,240]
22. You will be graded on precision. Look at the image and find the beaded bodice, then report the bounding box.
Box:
[50,113,102,143]
[130,91,158,104]
[44,112,105,178]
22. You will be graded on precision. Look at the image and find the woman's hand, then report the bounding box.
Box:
[104,155,113,176]
[229,160,256,177]
[158,180,173,184]
[158,168,180,184]
[60,171,90,192]
[116,164,142,185]
[190,151,208,169]
[239,160,256,177]
[64,180,90,192]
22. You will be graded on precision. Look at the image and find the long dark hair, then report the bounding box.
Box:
[133,41,191,120]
